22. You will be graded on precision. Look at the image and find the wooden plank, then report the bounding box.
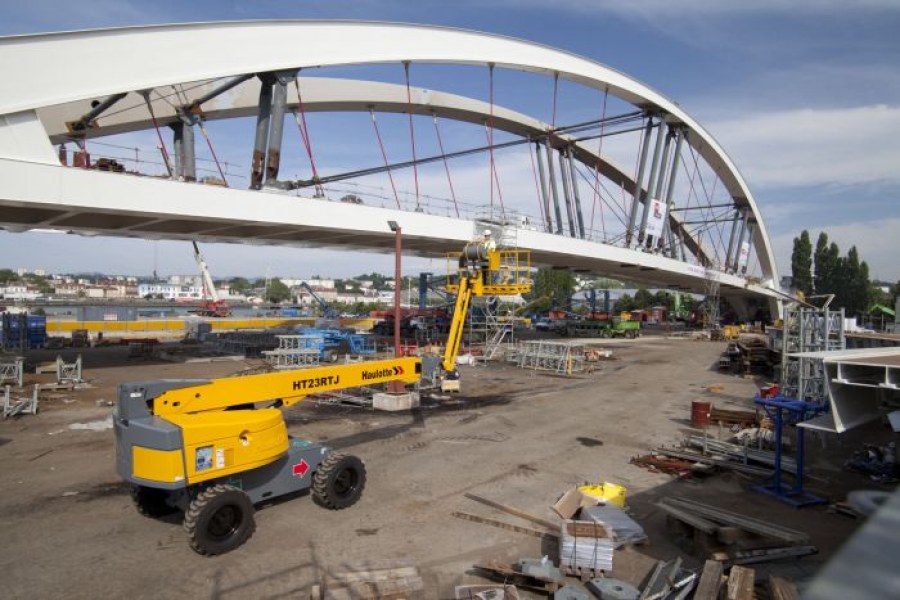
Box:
[324,566,420,584]
[473,562,560,594]
[664,497,809,543]
[656,502,719,534]
[725,565,755,600]
[464,493,559,530]
[451,511,557,539]
[692,560,724,600]
[564,520,612,538]
[768,575,799,600]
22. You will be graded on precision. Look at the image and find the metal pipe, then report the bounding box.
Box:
[534,141,552,232]
[626,116,655,246]
[638,118,667,244]
[251,74,274,189]
[389,222,404,393]
[67,92,127,134]
[567,147,586,239]
[558,149,577,237]
[545,137,564,235]
[265,74,290,184]
[184,74,254,114]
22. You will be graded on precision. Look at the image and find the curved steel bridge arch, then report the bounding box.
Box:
[0,21,779,304]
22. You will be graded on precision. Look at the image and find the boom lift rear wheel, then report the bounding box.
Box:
[130,485,177,518]
[312,452,366,509]
[184,484,256,555]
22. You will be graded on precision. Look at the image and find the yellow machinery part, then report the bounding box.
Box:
[578,482,627,508]
[133,446,186,484]
[164,408,289,485]
[152,356,422,415]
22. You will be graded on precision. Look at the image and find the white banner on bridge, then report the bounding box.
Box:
[738,241,750,269]
[645,198,667,238]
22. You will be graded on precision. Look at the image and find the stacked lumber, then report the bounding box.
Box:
[657,497,816,565]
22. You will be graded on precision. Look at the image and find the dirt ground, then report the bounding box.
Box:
[0,337,882,599]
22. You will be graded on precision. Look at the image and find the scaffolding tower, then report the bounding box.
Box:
[780,305,845,403]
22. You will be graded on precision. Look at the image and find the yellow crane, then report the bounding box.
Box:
[114,238,530,554]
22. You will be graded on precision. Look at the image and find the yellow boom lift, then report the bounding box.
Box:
[114,238,530,554]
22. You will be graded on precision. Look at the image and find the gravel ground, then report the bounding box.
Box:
[0,337,871,598]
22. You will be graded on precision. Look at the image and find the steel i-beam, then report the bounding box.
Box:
[626,116,655,246]
[638,118,667,244]
[660,127,685,253]
[558,148,577,237]
[567,147,586,239]
[545,137,564,235]
[251,73,275,189]
[533,141,553,233]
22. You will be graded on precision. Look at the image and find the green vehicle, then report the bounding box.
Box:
[556,317,640,338]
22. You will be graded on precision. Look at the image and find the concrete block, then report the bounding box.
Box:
[373,391,420,412]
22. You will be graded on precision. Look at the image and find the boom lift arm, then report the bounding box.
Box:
[438,237,531,391]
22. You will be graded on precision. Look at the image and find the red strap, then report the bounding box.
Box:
[432,114,459,217]
[370,110,401,209]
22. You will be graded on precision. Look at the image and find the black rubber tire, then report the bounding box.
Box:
[130,485,177,518]
[600,329,612,339]
[183,484,256,556]
[312,452,366,510]
[625,330,637,339]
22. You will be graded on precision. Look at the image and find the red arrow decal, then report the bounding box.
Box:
[292,459,310,477]
[394,365,404,375]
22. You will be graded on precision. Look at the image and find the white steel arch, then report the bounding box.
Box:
[0,20,777,286]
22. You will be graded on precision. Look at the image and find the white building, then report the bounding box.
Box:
[138,283,204,301]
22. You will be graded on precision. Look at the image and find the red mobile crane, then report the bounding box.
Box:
[191,241,232,317]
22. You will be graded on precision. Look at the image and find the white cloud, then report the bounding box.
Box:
[705,105,900,188]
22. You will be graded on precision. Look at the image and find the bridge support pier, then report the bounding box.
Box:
[251,73,275,189]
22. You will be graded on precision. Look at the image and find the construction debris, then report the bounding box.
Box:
[455,584,520,600]
[516,340,588,375]
[0,356,24,387]
[559,520,614,574]
[473,560,563,594]
[55,354,83,384]
[310,562,424,600]
[658,497,816,566]
[3,383,39,418]
[586,577,639,599]
[725,565,754,600]
[580,505,647,548]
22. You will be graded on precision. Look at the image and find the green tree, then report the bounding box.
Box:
[615,293,635,312]
[813,232,831,294]
[633,288,654,309]
[526,268,576,312]
[0,268,17,284]
[265,278,292,303]
[228,277,251,293]
[790,230,813,296]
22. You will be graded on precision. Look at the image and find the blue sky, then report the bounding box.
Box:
[2,1,899,282]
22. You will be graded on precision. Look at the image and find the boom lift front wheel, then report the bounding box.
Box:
[312,452,366,509]
[184,484,256,556]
